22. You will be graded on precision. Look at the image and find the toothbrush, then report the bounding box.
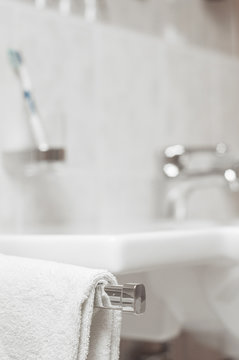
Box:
[8,49,49,151]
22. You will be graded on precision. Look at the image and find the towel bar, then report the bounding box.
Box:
[96,283,146,315]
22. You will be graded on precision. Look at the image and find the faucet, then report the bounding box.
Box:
[162,143,239,219]
[3,49,65,176]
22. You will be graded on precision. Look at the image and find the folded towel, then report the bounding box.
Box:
[0,254,122,360]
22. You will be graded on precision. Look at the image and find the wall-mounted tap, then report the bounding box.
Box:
[162,143,239,219]
[3,49,65,176]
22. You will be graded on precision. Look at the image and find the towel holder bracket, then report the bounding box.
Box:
[96,283,146,315]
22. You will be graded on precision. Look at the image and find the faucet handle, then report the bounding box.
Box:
[163,143,228,178]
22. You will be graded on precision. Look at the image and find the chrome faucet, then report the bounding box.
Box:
[162,143,239,219]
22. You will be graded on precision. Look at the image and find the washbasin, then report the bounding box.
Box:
[1,221,239,357]
[0,222,238,273]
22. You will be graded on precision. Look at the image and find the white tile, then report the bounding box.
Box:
[209,53,239,151]
[98,175,157,230]
[94,25,160,178]
[102,0,155,35]
[19,167,101,232]
[0,174,22,233]
[157,42,214,148]
[153,0,232,55]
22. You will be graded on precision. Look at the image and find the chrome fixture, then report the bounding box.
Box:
[96,283,146,315]
[2,148,65,176]
[162,143,239,219]
[3,49,65,176]
[163,143,228,179]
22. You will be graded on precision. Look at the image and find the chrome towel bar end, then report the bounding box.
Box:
[96,283,146,315]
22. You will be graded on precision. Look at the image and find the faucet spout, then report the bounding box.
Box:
[162,144,239,220]
[165,176,226,220]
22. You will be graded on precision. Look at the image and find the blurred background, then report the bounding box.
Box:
[1,0,239,235]
[1,1,239,359]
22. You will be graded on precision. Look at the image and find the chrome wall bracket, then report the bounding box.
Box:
[2,147,65,177]
[96,283,146,315]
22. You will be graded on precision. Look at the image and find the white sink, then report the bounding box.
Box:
[1,223,239,356]
[0,224,238,273]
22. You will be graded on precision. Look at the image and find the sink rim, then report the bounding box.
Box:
[0,226,238,274]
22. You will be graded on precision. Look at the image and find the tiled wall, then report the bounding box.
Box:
[0,0,239,234]
[18,0,239,56]
[100,0,239,56]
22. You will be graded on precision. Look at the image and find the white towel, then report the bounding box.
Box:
[0,254,122,360]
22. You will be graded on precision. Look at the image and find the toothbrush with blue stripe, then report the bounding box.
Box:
[8,49,49,151]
